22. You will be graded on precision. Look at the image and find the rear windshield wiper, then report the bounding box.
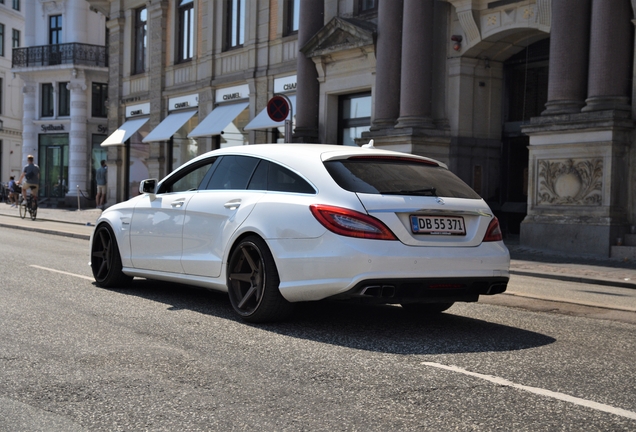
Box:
[383,187,437,196]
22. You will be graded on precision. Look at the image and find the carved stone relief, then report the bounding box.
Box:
[537,158,603,205]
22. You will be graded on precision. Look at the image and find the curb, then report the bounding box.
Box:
[509,270,636,290]
[0,221,91,241]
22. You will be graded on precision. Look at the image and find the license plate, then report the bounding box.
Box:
[410,215,466,235]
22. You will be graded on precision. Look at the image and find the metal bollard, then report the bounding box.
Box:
[77,185,81,211]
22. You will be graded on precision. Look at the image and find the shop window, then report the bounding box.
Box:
[49,15,62,44]
[225,0,245,50]
[338,93,371,146]
[41,83,54,118]
[132,7,147,75]
[92,83,108,118]
[177,0,194,63]
[284,0,299,36]
[58,82,70,117]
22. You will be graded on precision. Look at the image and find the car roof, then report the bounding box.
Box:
[190,143,445,168]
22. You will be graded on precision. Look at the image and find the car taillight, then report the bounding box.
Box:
[483,217,503,242]
[310,204,397,240]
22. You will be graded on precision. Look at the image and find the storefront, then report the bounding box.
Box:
[37,127,69,202]
[244,75,296,142]
[142,94,199,172]
[188,84,250,147]
[101,102,150,200]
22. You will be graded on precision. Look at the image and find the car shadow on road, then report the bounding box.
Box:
[103,279,556,356]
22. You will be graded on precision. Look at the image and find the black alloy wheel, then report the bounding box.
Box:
[91,224,132,288]
[227,235,294,323]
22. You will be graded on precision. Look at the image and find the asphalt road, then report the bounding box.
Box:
[1,228,635,431]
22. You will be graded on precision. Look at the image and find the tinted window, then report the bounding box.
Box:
[324,158,481,199]
[207,155,259,190]
[159,157,218,193]
[247,160,315,194]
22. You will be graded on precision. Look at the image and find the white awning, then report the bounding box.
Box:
[100,117,149,147]
[142,110,198,143]
[244,95,296,131]
[188,102,249,139]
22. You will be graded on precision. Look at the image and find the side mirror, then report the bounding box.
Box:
[139,178,158,195]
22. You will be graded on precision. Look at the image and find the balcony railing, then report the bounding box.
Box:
[12,43,108,68]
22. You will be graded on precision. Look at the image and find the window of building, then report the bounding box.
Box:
[58,82,70,116]
[12,29,19,48]
[225,0,245,50]
[12,0,19,11]
[49,15,62,45]
[41,83,54,117]
[133,7,147,74]
[0,24,4,57]
[92,83,108,118]
[338,92,372,146]
[177,0,194,62]
[285,0,299,36]
[357,0,377,14]
[0,77,3,115]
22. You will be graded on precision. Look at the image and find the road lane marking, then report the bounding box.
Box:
[30,265,94,281]
[422,362,636,420]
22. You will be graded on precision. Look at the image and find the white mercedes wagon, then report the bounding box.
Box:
[90,144,509,322]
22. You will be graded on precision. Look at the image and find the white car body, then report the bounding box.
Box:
[90,144,509,321]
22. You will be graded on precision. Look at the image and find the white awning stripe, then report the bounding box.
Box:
[100,117,149,147]
[187,102,249,139]
[142,110,198,143]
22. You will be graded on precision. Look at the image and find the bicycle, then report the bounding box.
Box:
[19,185,38,221]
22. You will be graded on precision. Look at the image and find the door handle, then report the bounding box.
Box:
[171,201,185,208]
[224,199,241,210]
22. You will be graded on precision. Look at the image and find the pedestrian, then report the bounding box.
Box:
[96,160,107,210]
[17,155,40,207]
[7,176,18,207]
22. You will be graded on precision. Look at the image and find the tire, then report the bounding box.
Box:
[19,200,26,219]
[227,235,294,323]
[91,224,133,288]
[30,201,37,221]
[401,302,454,314]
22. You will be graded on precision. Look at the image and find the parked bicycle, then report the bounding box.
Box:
[19,185,38,220]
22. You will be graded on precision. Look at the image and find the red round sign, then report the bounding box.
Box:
[267,96,290,122]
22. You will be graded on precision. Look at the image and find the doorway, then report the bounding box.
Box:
[38,134,69,204]
[501,38,549,235]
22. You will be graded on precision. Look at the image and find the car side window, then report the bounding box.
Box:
[205,155,260,190]
[158,157,218,194]
[246,160,315,194]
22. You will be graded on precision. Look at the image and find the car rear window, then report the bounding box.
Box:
[323,158,481,199]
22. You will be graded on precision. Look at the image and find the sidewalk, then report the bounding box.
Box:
[0,202,635,292]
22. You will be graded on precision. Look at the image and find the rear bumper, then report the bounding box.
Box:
[329,276,509,304]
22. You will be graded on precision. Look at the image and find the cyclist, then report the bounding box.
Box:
[18,155,40,207]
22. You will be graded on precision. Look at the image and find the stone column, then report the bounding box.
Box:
[371,0,403,130]
[148,0,168,178]
[21,83,37,167]
[582,0,633,112]
[66,78,88,200]
[542,0,591,115]
[293,0,324,143]
[396,0,433,129]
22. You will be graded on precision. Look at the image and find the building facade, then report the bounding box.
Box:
[0,0,25,184]
[12,0,109,207]
[85,0,636,258]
